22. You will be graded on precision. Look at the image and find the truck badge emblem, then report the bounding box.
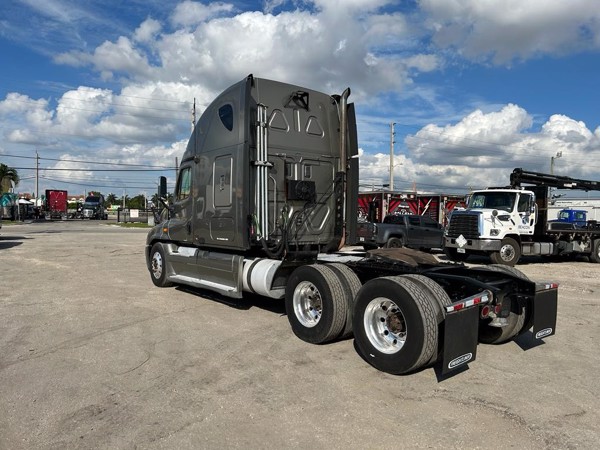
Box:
[448,352,472,369]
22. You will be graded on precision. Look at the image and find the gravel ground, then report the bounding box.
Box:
[1,220,599,449]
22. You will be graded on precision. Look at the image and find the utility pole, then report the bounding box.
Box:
[35,150,39,203]
[389,122,396,192]
[175,156,179,180]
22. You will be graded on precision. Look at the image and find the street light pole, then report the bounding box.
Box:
[550,151,563,174]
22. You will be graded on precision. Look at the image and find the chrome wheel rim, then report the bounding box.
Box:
[293,281,322,328]
[364,297,407,354]
[499,244,515,262]
[151,251,163,280]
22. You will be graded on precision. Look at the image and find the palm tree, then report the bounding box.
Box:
[106,193,117,206]
[0,163,19,193]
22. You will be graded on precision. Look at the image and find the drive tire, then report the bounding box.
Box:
[479,264,527,344]
[490,237,521,266]
[285,265,347,344]
[149,243,173,287]
[401,274,452,365]
[353,276,438,374]
[590,239,600,263]
[486,264,529,281]
[326,263,362,339]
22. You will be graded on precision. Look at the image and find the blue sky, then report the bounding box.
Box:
[1,0,600,198]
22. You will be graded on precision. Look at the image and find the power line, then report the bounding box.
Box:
[40,175,170,190]
[358,120,600,170]
[0,125,182,141]
[1,153,175,168]
[13,167,172,172]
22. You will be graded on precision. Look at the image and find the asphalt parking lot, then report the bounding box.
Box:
[1,220,599,449]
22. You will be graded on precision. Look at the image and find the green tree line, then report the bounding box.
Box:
[0,163,19,193]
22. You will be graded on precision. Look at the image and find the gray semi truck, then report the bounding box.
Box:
[145,75,558,376]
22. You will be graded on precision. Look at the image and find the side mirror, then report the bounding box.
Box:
[159,176,167,198]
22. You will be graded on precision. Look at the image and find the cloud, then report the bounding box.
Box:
[363,104,600,191]
[5,1,600,195]
[170,1,235,27]
[420,0,600,64]
[54,1,411,101]
[134,18,162,43]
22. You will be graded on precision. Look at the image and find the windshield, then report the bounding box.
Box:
[468,192,516,212]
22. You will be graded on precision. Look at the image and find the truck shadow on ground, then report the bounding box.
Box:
[175,285,287,315]
[514,330,547,351]
[351,339,472,382]
[0,235,30,250]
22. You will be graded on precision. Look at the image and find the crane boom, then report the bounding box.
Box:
[510,168,600,191]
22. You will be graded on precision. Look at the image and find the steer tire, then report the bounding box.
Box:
[353,276,438,375]
[149,243,173,288]
[326,263,362,339]
[285,264,348,344]
[490,238,521,266]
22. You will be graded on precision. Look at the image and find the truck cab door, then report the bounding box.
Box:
[169,165,193,243]
[517,193,535,235]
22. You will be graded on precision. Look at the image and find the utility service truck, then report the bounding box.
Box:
[445,168,600,266]
[146,76,558,376]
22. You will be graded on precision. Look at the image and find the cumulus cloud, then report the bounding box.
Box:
[170,1,235,27]
[134,18,162,43]
[5,1,600,194]
[420,0,600,64]
[364,105,600,191]
[54,1,410,101]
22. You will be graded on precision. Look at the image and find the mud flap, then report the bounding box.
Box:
[531,284,558,340]
[441,306,480,375]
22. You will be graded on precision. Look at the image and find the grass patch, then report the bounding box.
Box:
[115,222,152,228]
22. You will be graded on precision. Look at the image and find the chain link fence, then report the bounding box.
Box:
[116,208,156,225]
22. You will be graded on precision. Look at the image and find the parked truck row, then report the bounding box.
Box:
[42,191,108,220]
[145,75,558,377]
